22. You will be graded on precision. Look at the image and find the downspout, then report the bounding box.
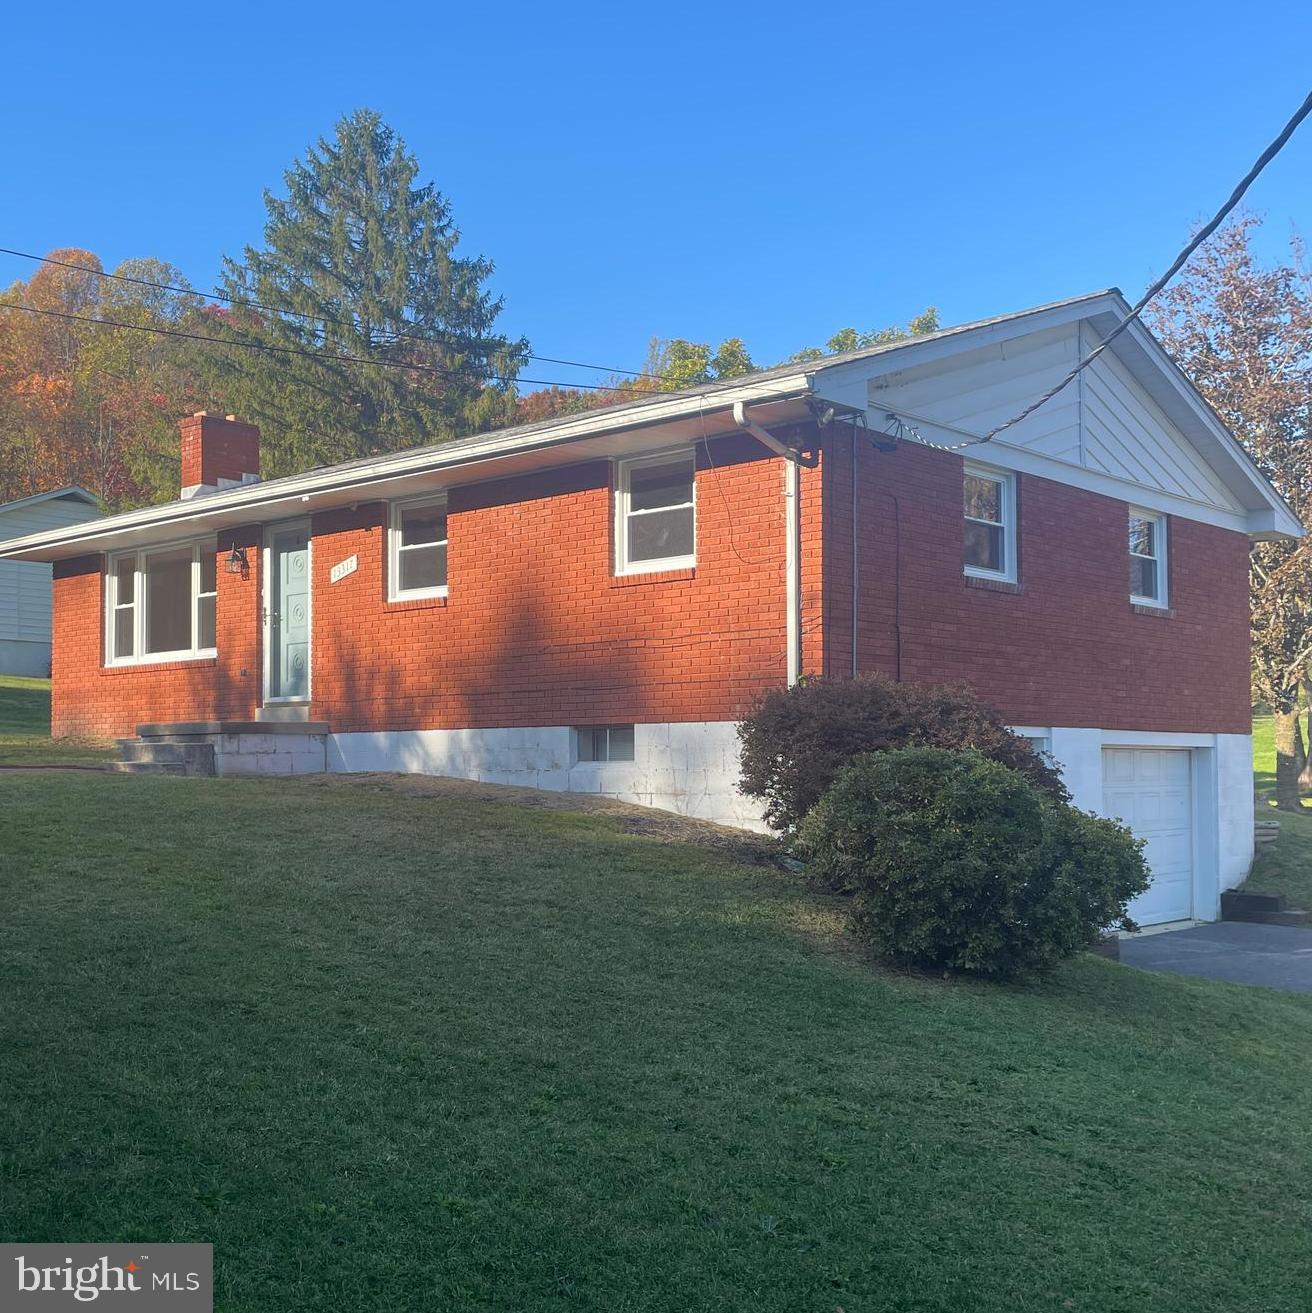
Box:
[732,402,816,686]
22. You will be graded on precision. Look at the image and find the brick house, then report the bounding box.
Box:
[1,291,1298,926]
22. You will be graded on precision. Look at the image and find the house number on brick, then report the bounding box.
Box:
[330,555,358,584]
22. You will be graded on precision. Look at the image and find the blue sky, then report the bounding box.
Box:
[3,1,1310,389]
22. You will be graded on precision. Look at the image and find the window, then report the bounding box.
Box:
[389,496,448,600]
[616,452,696,574]
[106,540,218,664]
[576,725,636,762]
[963,463,1016,581]
[1129,508,1167,605]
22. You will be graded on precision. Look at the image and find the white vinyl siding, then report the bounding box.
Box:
[105,539,218,665]
[1129,508,1167,606]
[615,452,696,575]
[388,497,448,600]
[0,492,101,648]
[869,321,1245,519]
[962,463,1016,582]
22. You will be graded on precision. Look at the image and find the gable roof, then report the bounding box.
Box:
[0,290,1298,561]
[0,486,100,517]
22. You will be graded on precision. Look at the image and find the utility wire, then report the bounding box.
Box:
[0,298,660,393]
[0,244,663,381]
[976,86,1312,445]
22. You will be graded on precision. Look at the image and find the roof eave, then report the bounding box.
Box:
[0,376,817,562]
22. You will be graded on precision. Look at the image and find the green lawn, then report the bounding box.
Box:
[0,674,113,765]
[1246,714,1312,907]
[4,770,1312,1311]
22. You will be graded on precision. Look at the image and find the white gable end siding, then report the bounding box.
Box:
[1078,324,1242,511]
[869,320,1246,523]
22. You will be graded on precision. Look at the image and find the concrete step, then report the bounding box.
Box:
[105,760,188,776]
[137,720,329,738]
[114,739,216,776]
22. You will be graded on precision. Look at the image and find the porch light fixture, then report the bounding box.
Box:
[225,543,249,575]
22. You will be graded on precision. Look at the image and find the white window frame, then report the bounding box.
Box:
[574,724,637,763]
[104,537,218,667]
[1129,507,1168,607]
[614,450,697,576]
[388,495,449,601]
[963,462,1017,583]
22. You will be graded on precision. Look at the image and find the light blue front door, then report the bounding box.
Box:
[269,525,310,700]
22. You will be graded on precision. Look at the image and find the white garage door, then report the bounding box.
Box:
[1101,748,1194,926]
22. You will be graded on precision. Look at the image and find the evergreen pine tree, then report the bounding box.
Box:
[207,109,526,475]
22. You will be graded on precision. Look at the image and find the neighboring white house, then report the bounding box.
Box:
[0,488,102,676]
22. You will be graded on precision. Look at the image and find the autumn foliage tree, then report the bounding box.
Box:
[0,251,208,508]
[1148,216,1312,809]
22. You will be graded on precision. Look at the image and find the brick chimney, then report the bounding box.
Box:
[179,412,261,499]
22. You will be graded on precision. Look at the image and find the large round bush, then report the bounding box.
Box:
[738,675,1067,835]
[798,748,1149,978]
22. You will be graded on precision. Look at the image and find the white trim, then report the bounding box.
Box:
[0,378,814,563]
[962,461,1017,582]
[104,536,219,668]
[6,288,1299,564]
[1128,505,1168,607]
[573,724,636,763]
[387,494,449,602]
[262,518,313,706]
[613,449,697,576]
[1099,729,1214,748]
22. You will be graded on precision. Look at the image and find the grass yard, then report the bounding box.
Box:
[1246,713,1312,908]
[4,769,1312,1312]
[0,674,113,766]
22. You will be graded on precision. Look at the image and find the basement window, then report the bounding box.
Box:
[389,496,448,600]
[963,463,1016,583]
[576,725,636,763]
[106,539,219,665]
[615,451,696,574]
[1129,508,1167,606]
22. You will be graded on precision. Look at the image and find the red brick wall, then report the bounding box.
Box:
[49,425,1252,741]
[310,437,792,732]
[51,527,264,738]
[51,438,797,738]
[819,427,1252,734]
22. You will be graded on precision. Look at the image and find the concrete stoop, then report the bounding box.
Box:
[110,721,330,778]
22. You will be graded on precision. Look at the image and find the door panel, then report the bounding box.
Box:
[1101,748,1193,925]
[269,526,310,700]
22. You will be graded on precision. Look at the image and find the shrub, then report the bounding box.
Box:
[798,748,1149,978]
[738,675,1067,834]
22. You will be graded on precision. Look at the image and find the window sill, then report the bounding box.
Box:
[1131,602,1174,618]
[610,566,696,588]
[385,593,449,612]
[102,655,219,675]
[964,575,1022,594]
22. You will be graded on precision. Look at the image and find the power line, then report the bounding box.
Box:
[0,244,663,381]
[0,298,661,394]
[975,86,1312,446]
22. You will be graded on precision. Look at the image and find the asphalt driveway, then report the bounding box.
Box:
[1121,921,1312,992]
